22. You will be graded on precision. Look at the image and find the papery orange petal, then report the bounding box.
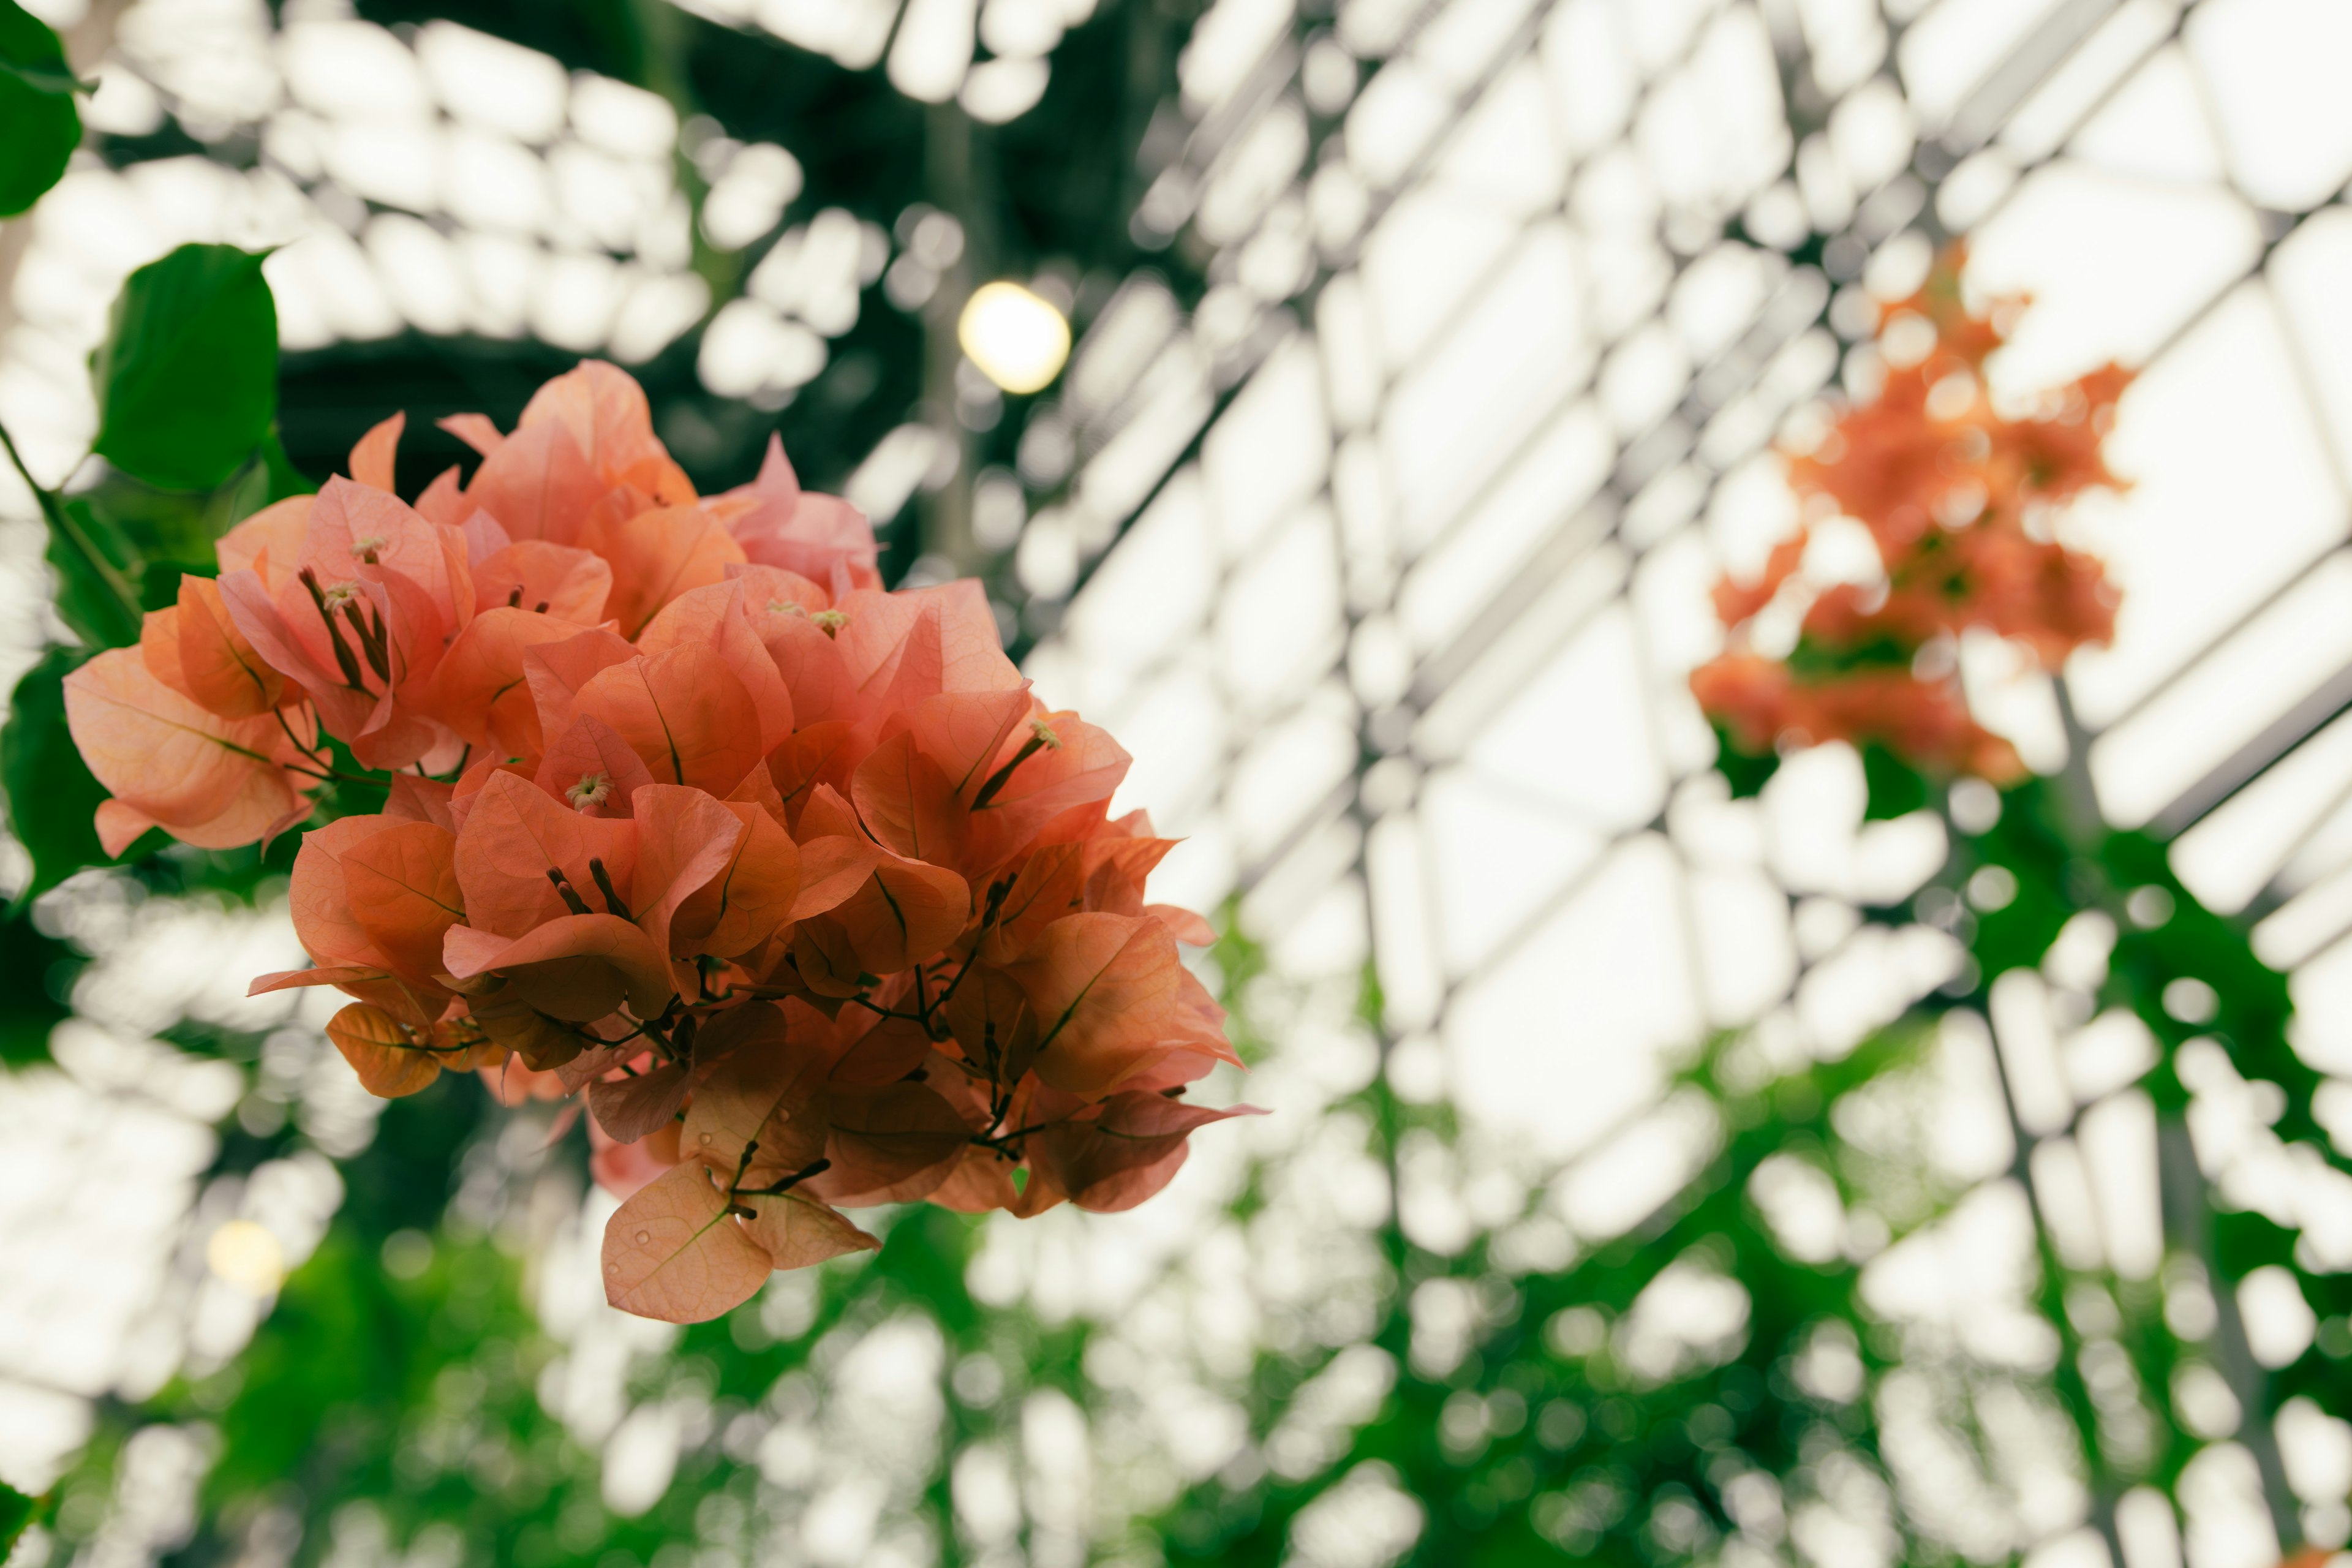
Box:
[601,1160,772,1323]
[1005,912,1235,1097]
[443,913,674,1021]
[471,541,613,624]
[349,411,403,492]
[802,1080,973,1207]
[737,1191,878,1268]
[326,1002,443,1097]
[575,645,764,794]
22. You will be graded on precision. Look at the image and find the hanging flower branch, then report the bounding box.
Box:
[1693,249,2133,783]
[57,361,1253,1324]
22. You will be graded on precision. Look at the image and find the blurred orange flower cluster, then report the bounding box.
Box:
[1692,250,2132,783]
[62,363,1249,1323]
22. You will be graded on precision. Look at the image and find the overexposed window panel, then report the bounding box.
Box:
[2264,209,2352,481]
[1076,343,1216,529]
[1218,503,1346,712]
[2185,0,2352,213]
[363,213,470,336]
[1360,187,1523,376]
[2090,549,2352,830]
[1422,766,1605,976]
[1413,541,1627,761]
[1367,814,1446,1030]
[1462,603,1666,831]
[1427,59,1564,217]
[1410,0,1540,91]
[1445,834,1695,1160]
[2065,284,2342,728]
[1396,401,1610,650]
[1970,165,2261,396]
[1896,0,2065,129]
[1795,0,1886,99]
[2171,711,2352,916]
[279,20,432,121]
[2064,47,2228,186]
[1599,323,1691,437]
[1607,0,1722,77]
[1999,0,2177,164]
[1202,336,1331,561]
[1061,469,1217,714]
[1539,0,1635,156]
[1227,698,1361,864]
[324,121,440,213]
[1668,242,1774,364]
[1182,0,1293,112]
[1688,865,1796,1025]
[442,127,555,235]
[1345,61,1455,190]
[1637,7,1787,219]
[1101,660,1231,831]
[1380,222,1593,544]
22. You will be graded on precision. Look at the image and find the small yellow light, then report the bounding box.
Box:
[206,1219,286,1295]
[957,281,1071,395]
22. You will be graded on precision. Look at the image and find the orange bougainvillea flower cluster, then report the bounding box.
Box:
[1692,248,2133,782]
[62,361,1252,1324]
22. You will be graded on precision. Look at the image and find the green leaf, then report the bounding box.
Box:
[0,1,79,219]
[1858,741,1929,823]
[2,646,145,910]
[223,427,317,524]
[1709,722,1779,801]
[0,1477,36,1553]
[92,243,279,491]
[45,495,144,648]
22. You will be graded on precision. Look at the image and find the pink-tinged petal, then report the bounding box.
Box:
[601,1160,772,1323]
[574,646,764,795]
[586,503,749,638]
[385,774,458,831]
[442,913,674,1021]
[714,435,880,594]
[624,782,746,959]
[523,625,638,747]
[471,540,612,623]
[521,361,696,504]
[439,412,506,456]
[216,496,315,588]
[464,419,602,545]
[737,1191,877,1268]
[533,712,657,818]
[64,648,313,853]
[1148,903,1217,946]
[450,768,636,937]
[635,581,795,752]
[801,1081,974,1207]
[587,1061,690,1143]
[589,1117,680,1199]
[94,799,157,857]
[834,580,1022,717]
[349,411,403,491]
[1023,1095,1265,1214]
[415,466,467,527]
[431,606,598,758]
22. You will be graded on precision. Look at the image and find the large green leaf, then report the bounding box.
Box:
[0,1,78,219]
[1,646,141,910]
[92,244,279,491]
[43,494,144,648]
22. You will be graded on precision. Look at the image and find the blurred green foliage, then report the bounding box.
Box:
[0,0,78,217]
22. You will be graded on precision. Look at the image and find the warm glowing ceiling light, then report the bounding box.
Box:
[206,1219,287,1295]
[958,281,1071,394]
